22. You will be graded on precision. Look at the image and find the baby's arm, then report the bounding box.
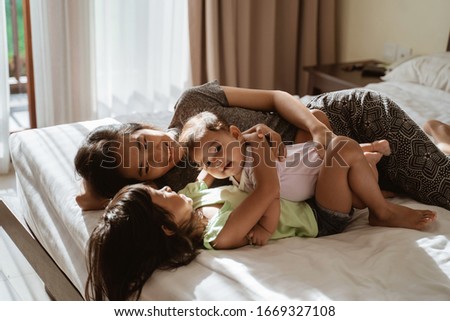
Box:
[248,198,280,246]
[245,131,280,245]
[212,135,280,249]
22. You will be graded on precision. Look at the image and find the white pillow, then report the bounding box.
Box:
[382,52,450,93]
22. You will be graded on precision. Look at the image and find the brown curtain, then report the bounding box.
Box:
[188,0,336,96]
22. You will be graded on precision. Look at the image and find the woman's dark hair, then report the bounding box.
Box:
[85,184,203,300]
[74,123,156,199]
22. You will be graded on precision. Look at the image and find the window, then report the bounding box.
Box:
[5,0,35,132]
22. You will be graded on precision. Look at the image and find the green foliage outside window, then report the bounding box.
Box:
[5,0,26,75]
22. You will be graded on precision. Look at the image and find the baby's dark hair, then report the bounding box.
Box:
[74,123,156,199]
[85,183,203,301]
[179,111,229,157]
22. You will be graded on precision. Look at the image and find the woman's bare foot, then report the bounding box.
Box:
[423,120,450,155]
[368,202,436,230]
[423,119,446,137]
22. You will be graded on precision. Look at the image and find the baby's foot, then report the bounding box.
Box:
[371,140,391,156]
[364,151,383,166]
[368,203,436,230]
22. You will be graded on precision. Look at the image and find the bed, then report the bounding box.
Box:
[8,50,450,300]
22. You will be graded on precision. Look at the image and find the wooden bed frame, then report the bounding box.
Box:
[0,201,83,300]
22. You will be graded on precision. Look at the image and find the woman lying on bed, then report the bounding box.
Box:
[75,81,450,210]
[85,129,435,300]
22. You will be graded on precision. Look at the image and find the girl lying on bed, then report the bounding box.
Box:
[74,82,450,211]
[85,122,436,300]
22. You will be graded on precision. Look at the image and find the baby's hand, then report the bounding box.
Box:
[242,124,286,161]
[247,224,272,246]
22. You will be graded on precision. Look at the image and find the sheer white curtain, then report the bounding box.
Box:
[30,0,96,127]
[0,0,10,174]
[29,0,189,127]
[95,0,191,120]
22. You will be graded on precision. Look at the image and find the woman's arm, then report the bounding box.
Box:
[222,86,332,148]
[76,180,110,211]
[212,135,280,249]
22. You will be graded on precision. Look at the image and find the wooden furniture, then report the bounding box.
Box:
[0,201,83,300]
[304,60,384,95]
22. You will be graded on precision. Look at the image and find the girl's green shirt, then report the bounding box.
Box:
[179,181,318,250]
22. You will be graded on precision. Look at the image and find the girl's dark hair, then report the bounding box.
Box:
[85,184,203,301]
[74,123,156,199]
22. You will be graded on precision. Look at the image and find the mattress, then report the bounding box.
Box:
[9,83,450,300]
[365,81,450,126]
[10,118,119,294]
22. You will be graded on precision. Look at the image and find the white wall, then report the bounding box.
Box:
[337,0,450,62]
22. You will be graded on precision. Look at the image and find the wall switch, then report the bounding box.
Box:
[383,43,398,62]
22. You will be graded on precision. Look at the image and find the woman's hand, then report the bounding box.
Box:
[76,180,110,211]
[242,124,286,161]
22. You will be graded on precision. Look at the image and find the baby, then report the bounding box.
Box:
[179,111,427,244]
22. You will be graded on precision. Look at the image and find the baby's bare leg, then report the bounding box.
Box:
[363,151,396,198]
[364,152,382,180]
[316,136,436,230]
[351,152,382,207]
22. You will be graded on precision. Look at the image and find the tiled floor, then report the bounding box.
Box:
[0,167,51,300]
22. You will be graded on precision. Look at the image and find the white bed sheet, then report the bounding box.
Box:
[10,118,119,294]
[9,83,450,300]
[365,81,450,127]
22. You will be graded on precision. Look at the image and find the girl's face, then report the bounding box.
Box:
[119,129,183,181]
[191,126,245,179]
[147,186,194,226]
